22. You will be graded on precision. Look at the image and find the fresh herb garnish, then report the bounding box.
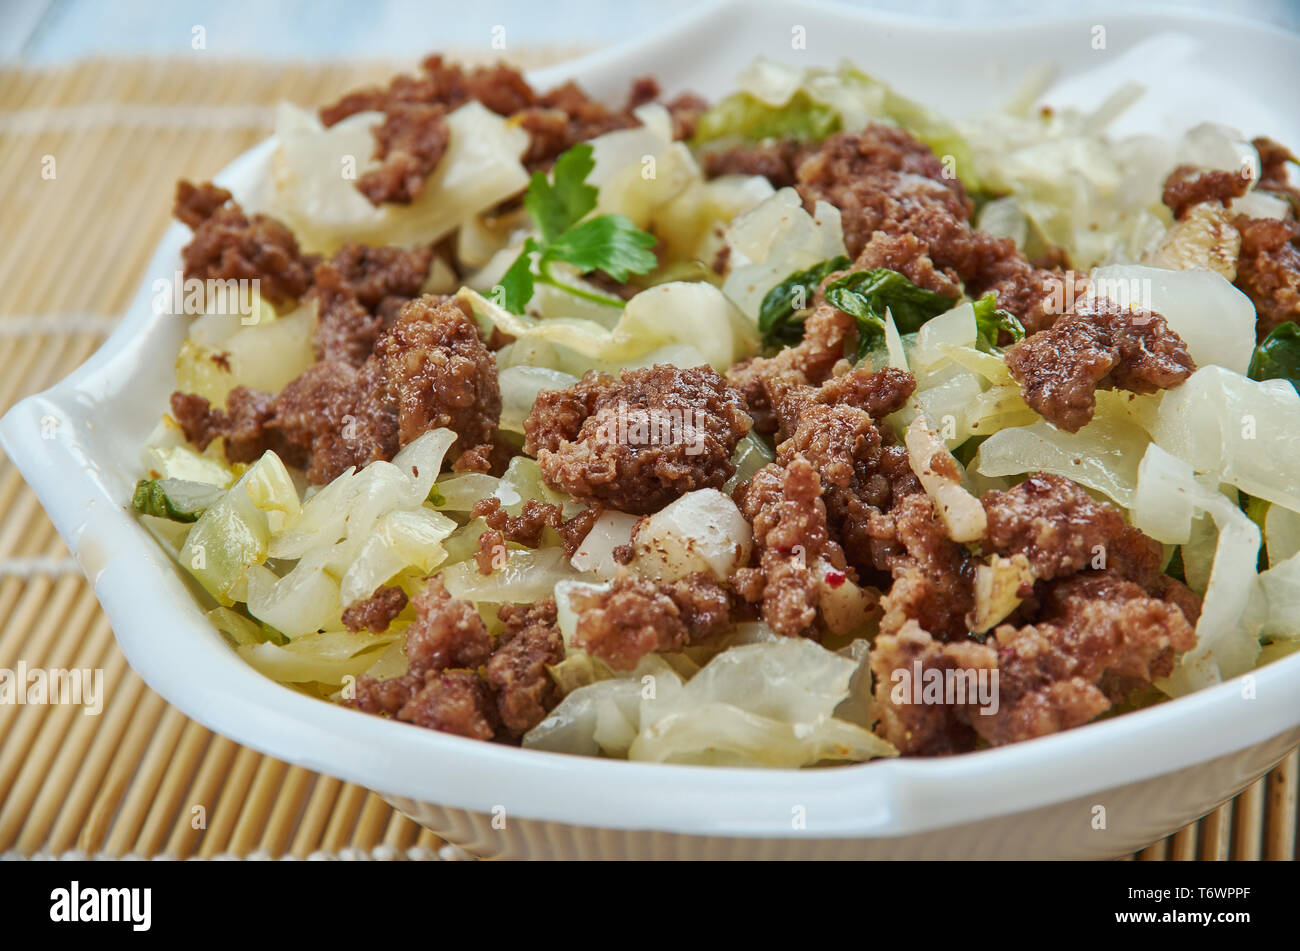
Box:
[496,143,658,315]
[972,292,1025,351]
[1247,320,1300,394]
[823,268,956,358]
[758,255,850,347]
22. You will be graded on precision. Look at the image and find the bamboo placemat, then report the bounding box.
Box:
[0,54,1295,861]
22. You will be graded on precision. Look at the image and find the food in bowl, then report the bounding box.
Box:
[131,53,1300,768]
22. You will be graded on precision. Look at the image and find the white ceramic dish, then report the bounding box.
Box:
[4,0,1299,860]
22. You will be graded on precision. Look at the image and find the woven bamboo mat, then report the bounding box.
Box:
[0,54,1294,862]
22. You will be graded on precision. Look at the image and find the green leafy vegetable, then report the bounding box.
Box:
[132,478,224,523]
[695,91,840,144]
[496,237,539,315]
[823,268,955,358]
[498,143,658,315]
[1247,320,1300,394]
[525,145,599,241]
[546,215,659,282]
[692,63,982,192]
[972,292,1026,352]
[758,255,850,347]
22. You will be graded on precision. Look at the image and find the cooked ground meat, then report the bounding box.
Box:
[789,126,1081,334]
[726,301,857,434]
[777,364,916,440]
[867,492,976,641]
[173,180,318,309]
[320,54,479,125]
[1161,164,1252,220]
[1233,214,1300,340]
[486,599,565,736]
[515,81,642,170]
[349,580,568,741]
[734,454,849,637]
[372,295,500,456]
[702,140,813,188]
[320,242,435,313]
[852,231,963,298]
[263,359,399,483]
[393,671,500,739]
[870,569,1198,754]
[320,54,702,196]
[1253,135,1300,212]
[981,473,1163,586]
[450,436,515,476]
[309,280,381,369]
[869,620,989,755]
[341,584,409,633]
[349,576,498,739]
[570,571,730,669]
[1005,295,1195,432]
[767,370,965,624]
[972,258,1083,336]
[302,243,436,367]
[320,55,529,205]
[468,496,600,558]
[731,360,970,639]
[170,386,305,467]
[618,75,708,139]
[664,91,709,141]
[172,295,499,483]
[475,528,507,575]
[523,364,752,515]
[358,103,452,205]
[555,505,602,559]
[795,126,973,258]
[405,575,494,671]
[472,496,561,548]
[973,571,1197,746]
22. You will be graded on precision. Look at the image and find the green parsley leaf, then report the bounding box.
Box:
[523,143,598,243]
[971,292,1025,352]
[823,268,955,358]
[542,214,658,283]
[498,144,658,315]
[758,255,851,348]
[497,237,538,315]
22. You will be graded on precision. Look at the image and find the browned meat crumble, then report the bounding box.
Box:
[172,295,500,483]
[523,364,752,515]
[342,584,409,634]
[1005,295,1195,433]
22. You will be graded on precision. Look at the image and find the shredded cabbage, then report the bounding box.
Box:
[721,188,847,322]
[698,60,980,191]
[1151,365,1300,512]
[1134,445,1263,694]
[524,637,895,767]
[175,298,316,405]
[975,413,1151,508]
[458,281,756,374]
[442,547,588,604]
[269,101,530,254]
[1088,265,1256,375]
[238,630,398,688]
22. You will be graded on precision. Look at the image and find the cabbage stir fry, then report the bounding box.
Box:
[135,55,1300,765]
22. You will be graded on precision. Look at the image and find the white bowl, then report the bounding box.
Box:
[4,0,1299,860]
